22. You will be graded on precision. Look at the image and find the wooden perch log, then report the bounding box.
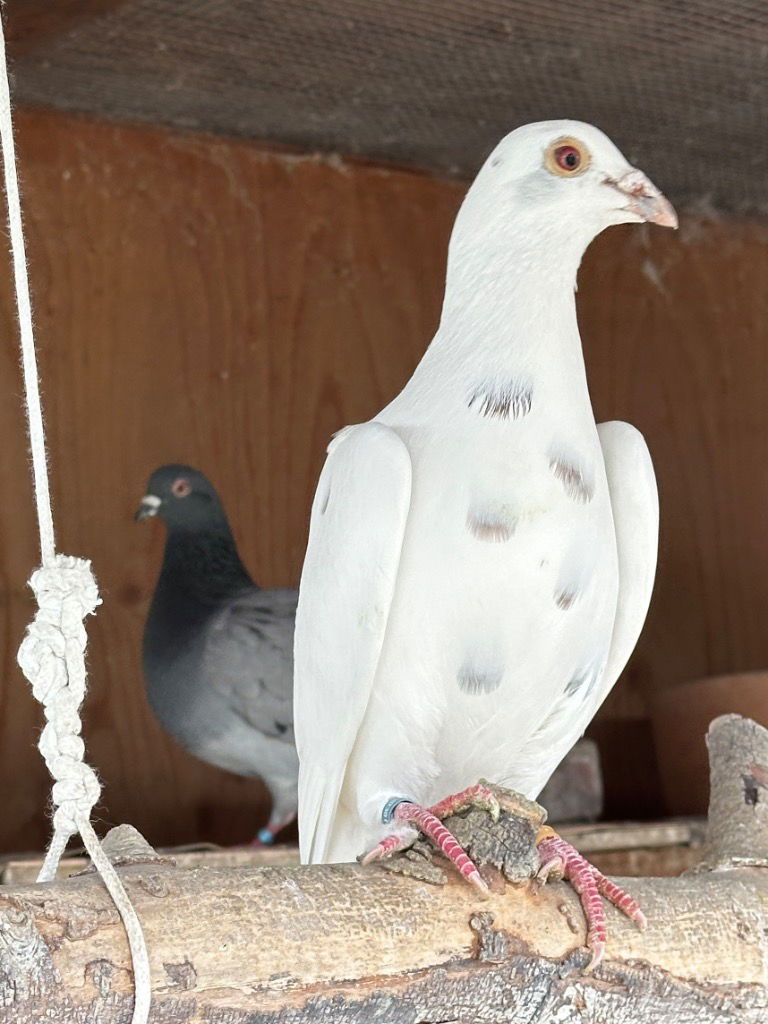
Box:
[1,717,767,1023]
[701,713,768,869]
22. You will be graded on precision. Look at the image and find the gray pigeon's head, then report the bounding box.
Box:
[135,464,227,530]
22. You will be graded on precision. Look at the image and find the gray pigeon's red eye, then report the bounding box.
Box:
[172,478,191,498]
[555,146,580,171]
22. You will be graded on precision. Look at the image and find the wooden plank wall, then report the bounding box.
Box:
[0,109,765,853]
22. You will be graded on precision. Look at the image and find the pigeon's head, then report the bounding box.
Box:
[135,464,227,530]
[456,120,676,252]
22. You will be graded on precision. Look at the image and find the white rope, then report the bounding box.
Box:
[0,28,53,566]
[0,22,151,1024]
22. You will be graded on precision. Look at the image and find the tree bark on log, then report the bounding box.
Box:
[1,716,767,1023]
[701,714,768,870]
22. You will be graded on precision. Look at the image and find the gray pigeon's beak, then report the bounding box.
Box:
[608,170,678,229]
[135,494,162,522]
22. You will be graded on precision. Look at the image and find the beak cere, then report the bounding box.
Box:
[610,169,678,229]
[134,494,162,521]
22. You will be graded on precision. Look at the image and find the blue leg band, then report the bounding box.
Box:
[381,796,414,824]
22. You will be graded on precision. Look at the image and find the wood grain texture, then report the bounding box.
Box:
[0,109,457,855]
[1,108,767,854]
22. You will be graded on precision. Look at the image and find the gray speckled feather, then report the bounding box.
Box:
[137,464,298,840]
[203,588,297,742]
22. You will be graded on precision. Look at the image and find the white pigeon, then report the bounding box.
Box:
[294,120,674,960]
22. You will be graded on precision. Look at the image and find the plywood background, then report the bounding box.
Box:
[0,109,765,853]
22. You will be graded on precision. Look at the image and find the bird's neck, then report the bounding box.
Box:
[455,225,585,358]
[158,525,254,607]
[402,217,596,409]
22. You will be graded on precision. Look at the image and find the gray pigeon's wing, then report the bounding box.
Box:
[203,587,297,742]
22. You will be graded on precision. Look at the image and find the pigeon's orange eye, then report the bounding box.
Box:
[545,138,590,177]
[172,478,191,498]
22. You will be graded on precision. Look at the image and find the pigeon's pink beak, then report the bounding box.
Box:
[608,170,678,229]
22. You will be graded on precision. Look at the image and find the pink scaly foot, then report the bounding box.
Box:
[359,829,414,862]
[536,826,646,970]
[361,793,494,895]
[428,783,501,822]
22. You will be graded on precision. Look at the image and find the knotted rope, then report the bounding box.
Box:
[18,557,102,879]
[0,22,151,1024]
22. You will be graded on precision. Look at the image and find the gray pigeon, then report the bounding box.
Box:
[136,464,298,843]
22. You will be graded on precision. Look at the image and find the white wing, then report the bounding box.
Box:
[294,422,412,864]
[517,420,658,797]
[595,420,659,700]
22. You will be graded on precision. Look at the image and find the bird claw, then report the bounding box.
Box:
[536,828,646,969]
[362,793,491,895]
[359,831,412,865]
[428,782,502,824]
[535,854,564,884]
